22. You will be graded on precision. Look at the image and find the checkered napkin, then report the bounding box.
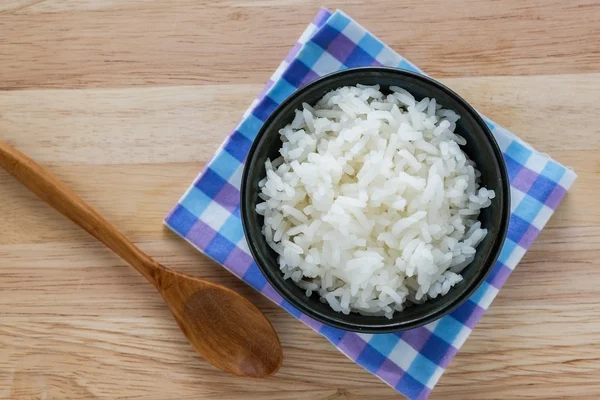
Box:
[165,8,576,399]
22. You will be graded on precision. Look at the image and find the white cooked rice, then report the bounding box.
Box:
[256,84,495,319]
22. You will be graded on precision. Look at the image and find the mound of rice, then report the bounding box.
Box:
[256,84,495,319]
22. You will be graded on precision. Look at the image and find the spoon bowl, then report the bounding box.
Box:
[0,140,283,378]
[159,268,283,377]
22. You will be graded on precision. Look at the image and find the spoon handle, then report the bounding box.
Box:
[0,140,163,287]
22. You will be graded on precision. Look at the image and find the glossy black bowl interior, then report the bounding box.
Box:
[241,67,510,333]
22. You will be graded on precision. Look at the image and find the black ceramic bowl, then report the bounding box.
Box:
[241,67,509,333]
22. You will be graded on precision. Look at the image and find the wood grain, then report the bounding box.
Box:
[1,0,599,90]
[0,140,282,378]
[1,1,599,399]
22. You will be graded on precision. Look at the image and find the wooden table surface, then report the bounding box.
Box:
[1,1,599,399]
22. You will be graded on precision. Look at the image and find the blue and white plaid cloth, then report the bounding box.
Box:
[165,8,576,399]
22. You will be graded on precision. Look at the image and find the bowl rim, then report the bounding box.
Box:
[241,66,510,333]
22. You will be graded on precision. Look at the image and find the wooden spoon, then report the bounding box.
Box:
[0,140,283,378]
